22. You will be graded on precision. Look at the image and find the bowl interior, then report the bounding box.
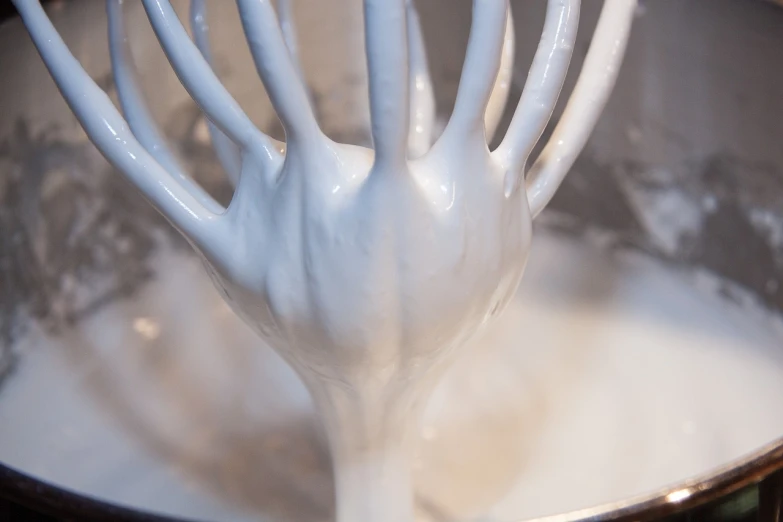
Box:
[1,1,783,521]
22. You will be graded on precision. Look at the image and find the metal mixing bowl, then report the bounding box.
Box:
[1,0,782,520]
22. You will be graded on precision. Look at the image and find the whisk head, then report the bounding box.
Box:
[11,2,637,520]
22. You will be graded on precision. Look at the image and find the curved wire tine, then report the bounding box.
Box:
[190,0,242,187]
[141,0,279,164]
[406,0,435,159]
[438,0,508,145]
[526,0,636,217]
[277,0,304,80]
[107,0,223,214]
[14,0,225,252]
[235,0,320,146]
[364,0,410,172]
[484,5,515,143]
[494,0,580,187]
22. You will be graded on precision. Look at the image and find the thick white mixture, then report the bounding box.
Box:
[14,2,762,521]
[2,233,782,522]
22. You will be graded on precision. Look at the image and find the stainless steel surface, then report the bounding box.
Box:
[1,0,782,521]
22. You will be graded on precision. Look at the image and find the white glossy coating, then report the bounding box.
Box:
[405,0,435,159]
[526,0,636,217]
[494,0,580,194]
[107,0,222,210]
[485,7,516,142]
[189,0,243,185]
[407,2,516,157]
[277,0,302,73]
[437,0,509,146]
[12,0,637,520]
[237,0,321,145]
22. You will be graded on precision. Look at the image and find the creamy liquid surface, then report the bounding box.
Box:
[2,232,783,522]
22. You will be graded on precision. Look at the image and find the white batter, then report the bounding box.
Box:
[2,233,782,522]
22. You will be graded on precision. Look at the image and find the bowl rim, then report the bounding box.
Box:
[0,462,185,521]
[2,435,783,521]
[533,436,783,521]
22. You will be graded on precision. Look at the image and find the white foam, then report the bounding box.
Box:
[2,233,782,522]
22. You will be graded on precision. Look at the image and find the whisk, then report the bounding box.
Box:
[13,1,636,521]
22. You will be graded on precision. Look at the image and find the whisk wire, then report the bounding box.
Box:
[140,0,279,162]
[236,0,321,145]
[405,0,435,159]
[107,0,224,213]
[189,0,243,186]
[525,0,636,217]
[441,0,509,144]
[364,0,411,171]
[495,0,580,194]
[12,0,226,248]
